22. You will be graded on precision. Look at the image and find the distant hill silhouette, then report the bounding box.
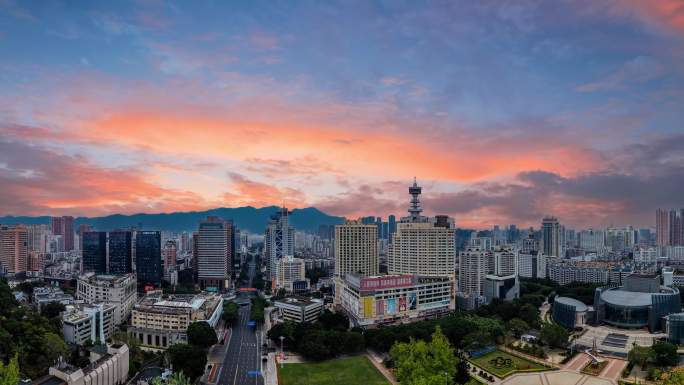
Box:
[0,206,345,234]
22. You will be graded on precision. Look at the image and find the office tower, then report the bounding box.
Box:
[657,209,670,246]
[108,231,133,275]
[493,247,517,276]
[0,225,28,274]
[605,226,636,252]
[51,216,75,252]
[276,256,306,291]
[335,220,379,278]
[82,232,107,273]
[520,233,539,254]
[672,209,684,246]
[387,180,456,277]
[226,219,235,275]
[541,216,562,257]
[27,224,51,253]
[458,247,486,296]
[77,224,92,251]
[388,215,396,241]
[135,231,161,290]
[578,229,605,253]
[163,240,177,279]
[197,217,231,290]
[470,236,493,251]
[264,208,294,281]
[192,231,199,282]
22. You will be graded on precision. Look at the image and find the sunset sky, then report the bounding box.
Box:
[1,1,683,228]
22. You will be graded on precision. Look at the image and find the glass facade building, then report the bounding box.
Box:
[667,313,684,345]
[135,231,161,290]
[108,231,133,275]
[82,231,107,274]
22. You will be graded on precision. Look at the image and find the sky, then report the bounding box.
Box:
[1,0,683,229]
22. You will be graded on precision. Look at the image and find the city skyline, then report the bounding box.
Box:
[1,1,684,228]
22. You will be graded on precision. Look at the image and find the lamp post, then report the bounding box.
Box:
[444,371,449,385]
[279,336,285,369]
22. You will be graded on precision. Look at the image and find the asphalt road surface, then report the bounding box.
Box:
[217,261,264,385]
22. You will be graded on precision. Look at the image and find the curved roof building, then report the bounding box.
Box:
[553,296,589,329]
[594,274,680,332]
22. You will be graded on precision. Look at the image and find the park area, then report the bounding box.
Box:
[469,349,550,378]
[278,356,390,385]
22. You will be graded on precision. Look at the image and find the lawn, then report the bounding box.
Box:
[469,349,549,378]
[278,356,390,385]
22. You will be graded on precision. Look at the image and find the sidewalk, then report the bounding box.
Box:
[366,350,398,385]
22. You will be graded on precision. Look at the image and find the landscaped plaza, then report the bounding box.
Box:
[278,356,390,385]
[468,349,550,378]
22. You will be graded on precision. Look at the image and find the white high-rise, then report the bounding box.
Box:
[276,255,306,291]
[578,228,604,253]
[334,220,378,278]
[197,216,231,290]
[493,246,517,276]
[387,180,455,277]
[458,247,487,296]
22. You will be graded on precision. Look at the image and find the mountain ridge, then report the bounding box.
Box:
[0,206,346,234]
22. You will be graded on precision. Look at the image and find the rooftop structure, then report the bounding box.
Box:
[273,296,325,323]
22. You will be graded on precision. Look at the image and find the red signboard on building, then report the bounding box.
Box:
[360,275,414,290]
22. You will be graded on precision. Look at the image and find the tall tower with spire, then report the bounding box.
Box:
[408,177,422,221]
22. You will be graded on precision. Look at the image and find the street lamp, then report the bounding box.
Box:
[444,371,449,385]
[280,336,285,369]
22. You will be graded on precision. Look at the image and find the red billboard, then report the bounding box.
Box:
[360,275,414,290]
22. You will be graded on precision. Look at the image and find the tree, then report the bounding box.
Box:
[506,318,530,338]
[0,354,20,385]
[166,344,207,381]
[540,323,569,348]
[318,309,349,331]
[628,343,653,367]
[662,370,684,385]
[652,341,679,367]
[390,326,457,385]
[187,321,217,350]
[41,302,66,319]
[222,301,239,325]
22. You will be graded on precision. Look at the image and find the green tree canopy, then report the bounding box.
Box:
[627,343,653,367]
[166,343,207,381]
[652,341,679,367]
[390,326,457,385]
[506,318,530,338]
[222,301,239,325]
[187,321,217,350]
[540,323,569,348]
[0,354,20,385]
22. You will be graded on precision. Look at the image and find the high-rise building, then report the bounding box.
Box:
[82,231,107,274]
[493,246,517,276]
[197,217,231,290]
[264,208,294,281]
[77,273,137,325]
[51,216,75,251]
[108,231,133,275]
[335,220,379,279]
[0,225,28,274]
[163,240,178,280]
[27,224,51,253]
[541,216,562,257]
[388,215,397,242]
[276,255,306,292]
[458,247,487,298]
[657,209,670,246]
[135,231,161,290]
[387,180,456,277]
[578,228,605,253]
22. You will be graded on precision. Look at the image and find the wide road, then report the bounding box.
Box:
[218,261,264,385]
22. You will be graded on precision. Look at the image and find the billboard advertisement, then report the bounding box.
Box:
[408,292,417,310]
[376,299,384,316]
[363,297,374,318]
[386,298,397,314]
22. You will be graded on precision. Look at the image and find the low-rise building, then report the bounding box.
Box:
[338,273,452,327]
[34,343,129,385]
[77,273,137,326]
[62,303,116,345]
[483,274,519,304]
[33,286,74,308]
[129,291,222,350]
[273,297,325,323]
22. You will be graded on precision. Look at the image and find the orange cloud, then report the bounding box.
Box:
[611,0,684,34]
